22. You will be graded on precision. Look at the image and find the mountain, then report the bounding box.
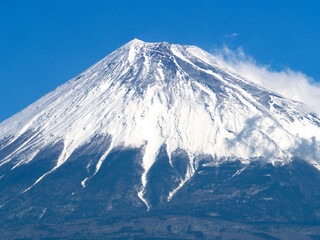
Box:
[1,39,320,239]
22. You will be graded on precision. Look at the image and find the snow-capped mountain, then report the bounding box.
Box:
[1,39,320,239]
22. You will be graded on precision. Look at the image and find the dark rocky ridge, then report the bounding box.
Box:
[1,139,320,238]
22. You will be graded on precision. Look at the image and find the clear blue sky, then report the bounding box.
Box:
[1,0,320,122]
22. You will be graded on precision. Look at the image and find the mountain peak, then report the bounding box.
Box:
[1,40,320,209]
[123,39,175,57]
[126,38,171,45]
[1,40,320,237]
[125,38,145,46]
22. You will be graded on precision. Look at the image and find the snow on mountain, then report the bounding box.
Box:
[0,39,320,207]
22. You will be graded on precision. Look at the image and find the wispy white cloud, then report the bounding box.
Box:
[214,46,320,114]
[224,33,239,38]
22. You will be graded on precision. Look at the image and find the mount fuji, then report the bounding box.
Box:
[1,39,320,239]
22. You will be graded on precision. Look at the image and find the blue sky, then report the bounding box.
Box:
[1,0,320,121]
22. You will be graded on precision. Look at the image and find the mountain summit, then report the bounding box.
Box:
[1,40,320,238]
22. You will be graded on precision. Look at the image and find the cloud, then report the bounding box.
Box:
[224,33,239,38]
[214,46,320,114]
